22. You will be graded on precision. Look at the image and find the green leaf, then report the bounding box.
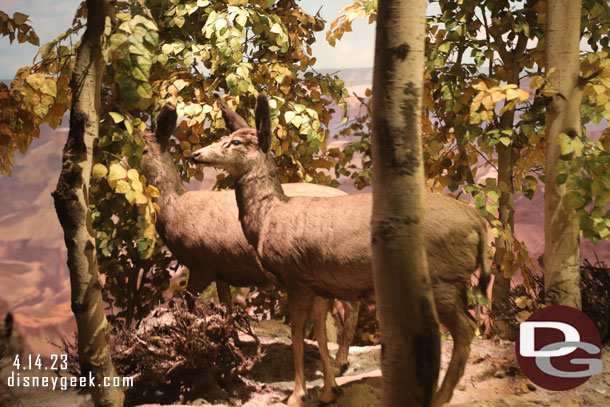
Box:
[132,67,147,81]
[499,136,511,146]
[438,41,451,53]
[558,133,574,156]
[124,119,133,135]
[137,83,153,99]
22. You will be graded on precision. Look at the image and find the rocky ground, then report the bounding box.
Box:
[1,319,609,407]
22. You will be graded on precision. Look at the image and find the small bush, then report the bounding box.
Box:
[58,296,261,406]
[490,258,610,343]
[581,259,610,343]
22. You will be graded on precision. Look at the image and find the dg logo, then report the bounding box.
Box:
[516,305,603,390]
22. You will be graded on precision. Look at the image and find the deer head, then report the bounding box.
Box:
[192,95,272,178]
[139,103,184,195]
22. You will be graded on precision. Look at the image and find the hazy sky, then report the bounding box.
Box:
[0,0,376,78]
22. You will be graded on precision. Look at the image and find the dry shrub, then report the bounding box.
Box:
[351,300,379,346]
[489,258,610,343]
[581,259,610,343]
[57,296,261,406]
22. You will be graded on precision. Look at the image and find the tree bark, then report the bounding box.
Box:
[371,0,440,406]
[543,0,582,309]
[491,60,520,339]
[52,1,124,406]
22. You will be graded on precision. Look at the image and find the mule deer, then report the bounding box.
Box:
[192,95,491,407]
[140,103,358,375]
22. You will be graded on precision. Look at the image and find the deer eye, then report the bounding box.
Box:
[230,139,242,147]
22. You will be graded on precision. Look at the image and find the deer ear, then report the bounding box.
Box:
[255,94,272,153]
[154,103,177,150]
[217,98,249,132]
[5,313,13,338]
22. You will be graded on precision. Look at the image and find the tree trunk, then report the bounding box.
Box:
[543,0,582,308]
[52,1,124,406]
[371,0,440,406]
[492,61,520,340]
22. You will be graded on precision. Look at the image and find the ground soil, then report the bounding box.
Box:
[1,319,609,407]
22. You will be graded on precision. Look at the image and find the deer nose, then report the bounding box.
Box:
[191,151,201,162]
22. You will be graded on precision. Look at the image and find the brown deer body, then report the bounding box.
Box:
[140,104,358,376]
[192,96,491,407]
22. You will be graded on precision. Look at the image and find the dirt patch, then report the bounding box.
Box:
[1,318,609,406]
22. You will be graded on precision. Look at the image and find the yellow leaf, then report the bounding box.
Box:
[482,95,494,110]
[108,163,127,188]
[127,168,139,181]
[473,82,488,91]
[593,84,606,95]
[506,88,520,101]
[40,78,57,97]
[517,310,531,323]
[530,75,544,90]
[131,178,143,192]
[515,296,529,309]
[135,191,148,204]
[518,89,530,102]
[125,190,137,205]
[491,90,505,103]
[147,185,160,198]
[115,180,131,194]
[25,73,44,90]
[91,163,108,179]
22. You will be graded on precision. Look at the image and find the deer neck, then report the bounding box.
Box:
[146,164,187,203]
[234,153,287,249]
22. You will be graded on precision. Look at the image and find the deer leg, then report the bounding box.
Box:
[287,292,313,407]
[434,298,475,407]
[185,270,213,311]
[216,280,233,313]
[334,300,359,376]
[312,296,338,404]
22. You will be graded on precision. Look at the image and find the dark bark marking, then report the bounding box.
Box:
[371,215,420,244]
[52,111,87,231]
[72,301,88,315]
[375,81,422,177]
[389,43,410,61]
[413,296,440,407]
[567,129,578,139]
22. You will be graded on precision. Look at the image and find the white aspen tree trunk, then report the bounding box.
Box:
[52,1,124,406]
[371,0,440,406]
[543,0,583,309]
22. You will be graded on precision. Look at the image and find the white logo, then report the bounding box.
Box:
[519,321,602,378]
